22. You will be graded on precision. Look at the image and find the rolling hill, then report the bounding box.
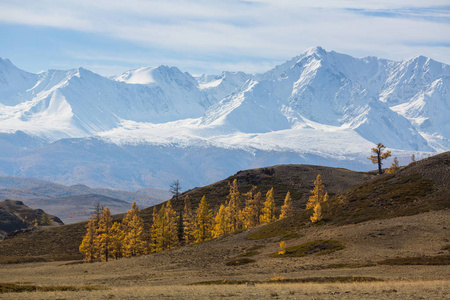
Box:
[0,152,447,264]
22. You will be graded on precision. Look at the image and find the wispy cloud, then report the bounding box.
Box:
[0,0,449,75]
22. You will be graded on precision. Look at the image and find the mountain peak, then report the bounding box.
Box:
[303,46,327,57]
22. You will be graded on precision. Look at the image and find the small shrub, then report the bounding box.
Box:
[270,240,344,257]
[225,258,255,266]
[270,273,285,281]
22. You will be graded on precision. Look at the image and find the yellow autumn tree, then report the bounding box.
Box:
[310,202,322,223]
[182,196,196,244]
[279,191,293,219]
[260,187,277,224]
[165,200,179,249]
[227,179,242,231]
[122,202,146,257]
[96,206,112,262]
[306,174,325,210]
[386,156,400,174]
[194,196,213,243]
[242,186,262,229]
[153,204,168,252]
[149,206,159,252]
[109,221,124,260]
[278,240,286,255]
[212,204,231,238]
[368,143,391,174]
[306,174,328,223]
[79,217,98,262]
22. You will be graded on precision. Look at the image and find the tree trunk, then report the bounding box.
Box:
[377,151,382,174]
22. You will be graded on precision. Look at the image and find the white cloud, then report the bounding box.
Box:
[0,0,449,74]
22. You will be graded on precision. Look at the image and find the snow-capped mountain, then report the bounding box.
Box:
[0,47,448,190]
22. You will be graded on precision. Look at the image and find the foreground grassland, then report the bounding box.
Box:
[1,210,449,299]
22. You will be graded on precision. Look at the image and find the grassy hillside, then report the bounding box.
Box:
[0,153,448,264]
[248,151,450,240]
[158,164,374,213]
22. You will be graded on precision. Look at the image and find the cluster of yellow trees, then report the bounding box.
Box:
[150,179,294,250]
[79,202,146,262]
[80,176,327,261]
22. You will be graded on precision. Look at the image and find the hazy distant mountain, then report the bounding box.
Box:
[0,176,171,223]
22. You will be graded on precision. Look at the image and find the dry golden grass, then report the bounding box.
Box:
[1,210,449,299]
[1,280,449,299]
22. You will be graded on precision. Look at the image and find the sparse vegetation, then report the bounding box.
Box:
[0,282,102,293]
[225,258,256,266]
[378,255,450,265]
[270,240,344,257]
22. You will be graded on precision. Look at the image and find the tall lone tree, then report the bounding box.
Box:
[368,143,391,174]
[170,180,182,202]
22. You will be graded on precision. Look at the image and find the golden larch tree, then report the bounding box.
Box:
[165,200,179,249]
[306,174,328,223]
[260,187,277,224]
[154,204,168,252]
[227,179,242,231]
[109,221,124,260]
[149,206,159,252]
[386,156,400,174]
[182,195,196,244]
[306,174,325,210]
[122,202,146,257]
[79,217,98,262]
[242,186,262,229]
[96,206,112,262]
[194,196,213,243]
[279,191,293,219]
[212,204,231,238]
[310,202,323,223]
[368,143,391,174]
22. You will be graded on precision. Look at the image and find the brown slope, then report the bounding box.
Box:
[248,151,450,240]
[0,163,372,263]
[0,200,64,239]
[147,164,374,214]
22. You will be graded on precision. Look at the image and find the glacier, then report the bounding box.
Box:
[0,47,448,190]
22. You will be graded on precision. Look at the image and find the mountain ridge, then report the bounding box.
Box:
[0,47,448,189]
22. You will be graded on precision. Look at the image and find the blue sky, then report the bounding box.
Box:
[1,0,449,76]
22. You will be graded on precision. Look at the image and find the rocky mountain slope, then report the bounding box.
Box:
[0,47,448,190]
